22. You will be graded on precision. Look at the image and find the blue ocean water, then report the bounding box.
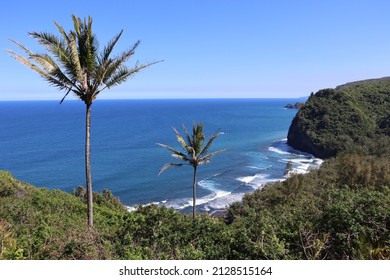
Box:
[0,99,321,213]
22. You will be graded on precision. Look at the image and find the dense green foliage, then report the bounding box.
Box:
[288,77,390,158]
[226,138,390,259]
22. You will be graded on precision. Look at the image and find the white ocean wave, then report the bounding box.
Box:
[129,177,232,212]
[236,174,261,184]
[236,174,280,189]
[206,192,246,210]
[247,164,272,170]
[126,200,168,212]
[163,189,232,211]
[126,205,137,212]
[271,140,324,177]
[198,178,220,192]
[167,199,192,210]
[268,146,292,155]
[197,190,231,206]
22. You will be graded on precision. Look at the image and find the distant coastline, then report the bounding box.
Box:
[284,102,304,110]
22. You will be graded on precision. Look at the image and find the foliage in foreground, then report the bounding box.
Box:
[1,135,389,259]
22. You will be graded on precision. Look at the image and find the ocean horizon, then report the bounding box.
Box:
[0,98,321,214]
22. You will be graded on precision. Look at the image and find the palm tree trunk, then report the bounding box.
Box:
[85,103,93,227]
[192,166,197,220]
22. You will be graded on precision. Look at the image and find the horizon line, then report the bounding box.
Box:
[0,96,309,102]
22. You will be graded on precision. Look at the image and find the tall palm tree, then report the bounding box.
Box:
[7,15,160,227]
[157,122,226,219]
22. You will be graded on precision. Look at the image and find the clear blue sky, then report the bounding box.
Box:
[1,0,389,100]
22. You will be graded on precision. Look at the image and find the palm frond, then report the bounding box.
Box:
[171,153,190,161]
[192,123,205,155]
[200,129,221,157]
[158,162,183,175]
[68,32,83,83]
[182,124,193,150]
[7,49,46,76]
[60,87,73,104]
[28,32,70,66]
[72,14,81,36]
[173,127,191,152]
[78,23,98,73]
[29,53,76,90]
[7,49,71,91]
[102,61,160,90]
[99,30,123,65]
[156,143,189,160]
[100,40,141,85]
[199,148,228,164]
[102,65,132,88]
[69,15,97,85]
[54,21,70,43]
[8,39,33,56]
[29,54,56,72]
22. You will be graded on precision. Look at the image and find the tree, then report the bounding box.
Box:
[157,123,226,219]
[7,15,160,227]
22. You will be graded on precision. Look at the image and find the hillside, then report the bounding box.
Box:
[0,171,128,259]
[287,77,390,158]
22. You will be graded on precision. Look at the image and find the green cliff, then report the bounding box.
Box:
[287,77,390,158]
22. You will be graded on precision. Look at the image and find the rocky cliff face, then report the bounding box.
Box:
[287,110,336,158]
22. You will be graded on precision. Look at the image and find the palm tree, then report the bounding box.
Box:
[157,122,226,219]
[7,15,160,227]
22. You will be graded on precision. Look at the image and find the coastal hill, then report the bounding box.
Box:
[287,77,390,158]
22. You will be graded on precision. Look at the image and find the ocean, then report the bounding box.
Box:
[0,98,322,214]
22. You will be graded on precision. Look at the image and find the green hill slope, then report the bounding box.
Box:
[0,171,128,259]
[287,77,390,158]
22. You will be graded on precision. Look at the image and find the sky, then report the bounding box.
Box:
[1,0,390,100]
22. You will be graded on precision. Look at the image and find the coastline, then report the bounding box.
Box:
[126,138,324,215]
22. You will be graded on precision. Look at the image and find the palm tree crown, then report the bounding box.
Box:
[7,15,159,105]
[157,122,226,219]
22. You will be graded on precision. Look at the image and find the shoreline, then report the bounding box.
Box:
[125,139,324,216]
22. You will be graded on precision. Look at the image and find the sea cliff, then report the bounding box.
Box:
[287,77,390,158]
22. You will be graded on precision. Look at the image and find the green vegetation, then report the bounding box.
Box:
[288,77,390,158]
[226,138,390,259]
[7,15,160,227]
[157,123,226,220]
[1,135,389,259]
